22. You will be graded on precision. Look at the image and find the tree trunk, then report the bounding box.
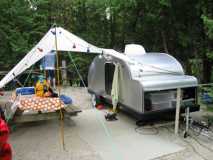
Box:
[202,58,212,83]
[185,59,192,75]
[48,0,52,28]
[161,31,169,54]
[110,12,115,48]
[121,12,126,49]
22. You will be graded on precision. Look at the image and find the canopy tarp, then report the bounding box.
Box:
[111,63,120,112]
[0,27,102,88]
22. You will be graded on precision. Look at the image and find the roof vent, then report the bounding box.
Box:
[124,44,146,56]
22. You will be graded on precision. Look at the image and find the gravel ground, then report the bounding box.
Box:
[9,87,101,160]
[60,87,92,110]
[152,111,213,160]
[2,87,213,160]
[152,129,213,160]
[10,119,102,160]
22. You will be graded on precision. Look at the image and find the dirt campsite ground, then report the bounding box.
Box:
[1,87,213,160]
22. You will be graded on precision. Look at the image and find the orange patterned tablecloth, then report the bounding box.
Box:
[19,97,65,111]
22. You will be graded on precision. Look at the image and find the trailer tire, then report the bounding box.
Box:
[144,98,152,111]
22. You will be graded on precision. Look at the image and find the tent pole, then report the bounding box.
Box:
[54,26,61,95]
[67,52,86,88]
[54,25,65,150]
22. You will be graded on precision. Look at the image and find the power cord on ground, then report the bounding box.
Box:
[135,125,159,135]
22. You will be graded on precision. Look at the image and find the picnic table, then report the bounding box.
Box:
[3,95,81,124]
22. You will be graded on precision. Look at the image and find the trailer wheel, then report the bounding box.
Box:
[144,98,152,111]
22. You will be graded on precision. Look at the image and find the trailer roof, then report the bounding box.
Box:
[138,74,198,91]
[102,51,198,91]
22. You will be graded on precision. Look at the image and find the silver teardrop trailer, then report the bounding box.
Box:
[88,45,200,120]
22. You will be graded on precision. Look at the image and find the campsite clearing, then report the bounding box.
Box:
[3,87,212,160]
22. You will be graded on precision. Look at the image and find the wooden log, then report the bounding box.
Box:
[12,105,81,123]
[13,112,61,123]
[64,105,82,116]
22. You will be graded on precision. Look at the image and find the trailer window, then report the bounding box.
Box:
[105,63,115,94]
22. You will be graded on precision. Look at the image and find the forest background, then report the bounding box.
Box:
[0,0,212,86]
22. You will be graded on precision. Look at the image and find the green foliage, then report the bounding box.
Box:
[0,0,212,84]
[159,0,171,7]
[65,53,95,85]
[190,59,203,81]
[207,50,213,60]
[202,15,213,39]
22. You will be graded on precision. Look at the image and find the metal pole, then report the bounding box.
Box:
[175,88,181,135]
[185,106,190,133]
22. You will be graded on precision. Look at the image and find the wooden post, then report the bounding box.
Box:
[54,26,65,150]
[175,88,181,135]
[54,26,61,95]
[62,60,67,85]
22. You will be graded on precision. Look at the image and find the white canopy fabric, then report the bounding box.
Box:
[0,27,102,88]
[53,27,102,53]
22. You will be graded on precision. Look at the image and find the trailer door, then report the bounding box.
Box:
[105,63,115,95]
